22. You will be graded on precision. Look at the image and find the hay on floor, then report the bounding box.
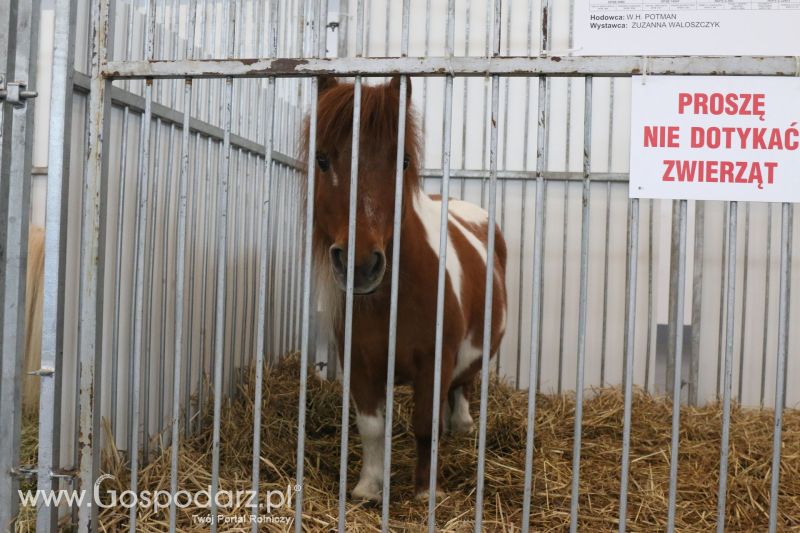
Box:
[17,353,800,531]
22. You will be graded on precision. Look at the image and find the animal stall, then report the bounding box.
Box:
[1,0,799,531]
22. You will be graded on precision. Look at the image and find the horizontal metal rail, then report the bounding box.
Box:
[73,71,303,170]
[102,55,800,80]
[421,169,630,182]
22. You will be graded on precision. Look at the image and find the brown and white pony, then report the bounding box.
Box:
[305,76,507,501]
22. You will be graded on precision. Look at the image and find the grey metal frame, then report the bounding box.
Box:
[3,0,795,532]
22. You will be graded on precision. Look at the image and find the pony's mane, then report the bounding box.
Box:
[301,78,422,190]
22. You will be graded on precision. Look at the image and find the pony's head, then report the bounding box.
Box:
[304,76,420,295]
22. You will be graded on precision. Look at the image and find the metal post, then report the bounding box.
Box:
[380,0,410,529]
[33,0,77,526]
[474,0,501,528]
[618,198,640,533]
[0,0,39,524]
[666,199,689,532]
[77,0,114,527]
[716,202,738,532]
[568,75,592,533]
[767,203,792,533]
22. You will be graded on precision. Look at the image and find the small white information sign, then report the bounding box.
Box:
[575,0,800,56]
[629,76,800,203]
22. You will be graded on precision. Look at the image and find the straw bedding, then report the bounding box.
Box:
[16,353,800,532]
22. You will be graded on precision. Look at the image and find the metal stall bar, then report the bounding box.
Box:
[618,198,640,533]
[568,75,592,533]
[0,0,39,525]
[251,0,278,530]
[128,0,158,527]
[0,0,39,524]
[77,0,114,527]
[427,0,456,529]
[103,56,800,79]
[337,0,365,526]
[33,0,77,526]
[513,0,537,389]
[380,0,410,529]
[716,202,738,532]
[209,0,234,526]
[768,203,792,533]
[474,0,501,528]
[167,0,197,528]
[110,0,138,442]
[666,199,689,533]
[521,0,551,528]
[296,0,322,529]
[760,204,774,408]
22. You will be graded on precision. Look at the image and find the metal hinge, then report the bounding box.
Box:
[0,75,38,107]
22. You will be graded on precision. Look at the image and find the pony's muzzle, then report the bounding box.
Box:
[329,244,386,294]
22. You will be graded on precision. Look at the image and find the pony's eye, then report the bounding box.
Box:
[316,154,330,172]
[403,154,410,170]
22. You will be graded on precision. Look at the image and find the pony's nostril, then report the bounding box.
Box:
[367,251,385,280]
[330,245,346,273]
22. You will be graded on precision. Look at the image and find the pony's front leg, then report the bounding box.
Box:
[412,355,454,500]
[351,374,386,503]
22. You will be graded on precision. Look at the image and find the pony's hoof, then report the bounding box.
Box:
[352,479,382,503]
[415,488,446,502]
[449,415,474,435]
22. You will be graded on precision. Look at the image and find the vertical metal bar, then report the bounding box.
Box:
[251,10,277,533]
[77,0,113,526]
[33,0,77,525]
[337,57,363,533]
[617,198,640,533]
[111,0,137,440]
[737,203,750,401]
[380,0,410,528]
[210,0,234,525]
[716,202,729,399]
[0,0,38,523]
[645,199,654,393]
[768,203,792,533]
[513,0,536,390]
[760,204,773,408]
[716,201,738,533]
[600,180,611,386]
[296,1,323,529]
[690,202,705,406]
[521,3,550,529]
[128,0,157,524]
[666,199,689,533]
[427,0,455,529]
[474,0,501,528]
[167,0,197,528]
[568,75,592,533]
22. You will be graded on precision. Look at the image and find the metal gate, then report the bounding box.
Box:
[2,0,798,531]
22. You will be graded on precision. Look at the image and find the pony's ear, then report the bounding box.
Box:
[318,76,338,96]
[388,75,412,100]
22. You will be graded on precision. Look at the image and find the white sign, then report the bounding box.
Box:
[575,0,800,56]
[629,76,800,203]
